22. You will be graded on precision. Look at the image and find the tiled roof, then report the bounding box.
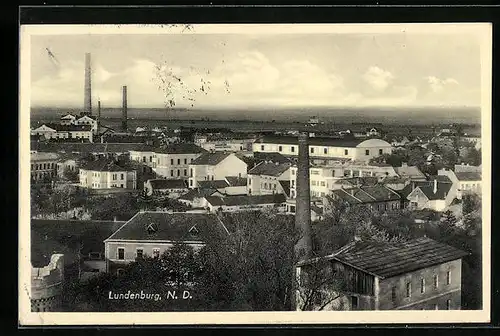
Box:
[31,151,60,162]
[178,188,217,201]
[191,152,231,165]
[334,177,379,187]
[198,180,230,189]
[225,176,248,187]
[155,143,207,155]
[81,159,135,172]
[39,123,93,132]
[31,219,125,267]
[326,237,468,279]
[248,161,290,177]
[279,180,291,197]
[417,183,453,200]
[105,212,226,242]
[205,194,287,207]
[253,152,291,164]
[148,179,187,190]
[31,141,149,154]
[255,135,365,148]
[332,185,400,204]
[395,165,426,179]
[455,172,481,181]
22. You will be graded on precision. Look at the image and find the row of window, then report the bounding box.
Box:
[170,169,188,177]
[112,173,125,180]
[291,169,378,178]
[116,247,160,260]
[261,145,384,157]
[92,183,124,188]
[31,162,56,170]
[262,182,277,190]
[395,271,452,302]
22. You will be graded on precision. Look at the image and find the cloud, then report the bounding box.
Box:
[362,66,395,92]
[425,76,459,93]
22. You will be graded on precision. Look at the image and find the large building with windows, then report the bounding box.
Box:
[252,136,393,163]
[188,152,248,188]
[31,151,60,181]
[153,144,207,179]
[79,159,137,190]
[296,237,468,311]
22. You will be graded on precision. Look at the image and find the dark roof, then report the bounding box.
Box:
[395,165,426,179]
[279,180,291,197]
[148,179,187,190]
[332,185,400,204]
[455,172,481,181]
[198,180,230,189]
[253,152,291,164]
[178,188,217,201]
[326,237,468,279]
[31,219,125,267]
[334,177,379,187]
[191,152,231,165]
[417,183,453,200]
[225,176,248,187]
[39,123,92,132]
[205,194,287,207]
[248,161,290,177]
[255,135,365,148]
[105,212,226,242]
[81,159,135,172]
[430,175,453,184]
[31,141,149,154]
[155,143,207,155]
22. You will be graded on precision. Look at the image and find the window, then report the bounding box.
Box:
[264,183,268,189]
[278,146,282,152]
[190,168,193,177]
[310,147,315,154]
[365,149,370,156]
[446,271,451,285]
[150,156,153,162]
[171,170,174,177]
[178,159,181,165]
[136,248,144,259]
[311,181,317,186]
[406,282,411,298]
[189,180,193,186]
[261,145,265,151]
[190,158,193,163]
[142,156,146,162]
[391,286,397,302]
[446,299,451,310]
[117,248,125,260]
[152,248,160,259]
[120,184,124,188]
[344,149,348,155]
[184,158,187,164]
[420,278,425,294]
[171,159,174,165]
[291,146,295,153]
[291,180,295,187]
[351,296,358,310]
[379,149,383,155]
[292,170,295,175]
[320,181,326,187]
[113,174,117,180]
[121,173,124,180]
[324,148,328,154]
[177,169,181,177]
[434,274,439,289]
[184,169,187,176]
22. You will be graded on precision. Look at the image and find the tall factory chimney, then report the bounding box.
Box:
[83,53,92,116]
[97,100,101,135]
[294,132,313,261]
[121,86,128,132]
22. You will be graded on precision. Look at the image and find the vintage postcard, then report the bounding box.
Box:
[19,23,491,325]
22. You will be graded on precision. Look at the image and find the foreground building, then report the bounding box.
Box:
[296,237,468,310]
[31,254,64,312]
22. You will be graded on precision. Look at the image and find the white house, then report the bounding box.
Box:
[60,114,77,125]
[75,115,98,134]
[31,124,94,142]
[188,152,248,188]
[404,178,455,212]
[247,161,291,196]
[79,160,137,190]
[153,143,207,179]
[438,167,481,200]
[129,147,157,168]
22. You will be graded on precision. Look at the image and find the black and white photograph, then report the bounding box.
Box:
[19,23,491,325]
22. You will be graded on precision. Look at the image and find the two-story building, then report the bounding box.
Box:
[74,115,98,134]
[103,211,230,274]
[252,135,393,164]
[401,177,456,212]
[188,152,248,188]
[328,185,402,213]
[129,146,157,169]
[60,113,77,125]
[296,237,468,310]
[438,167,481,200]
[31,151,60,181]
[154,143,207,179]
[31,123,94,142]
[79,159,137,190]
[247,161,291,196]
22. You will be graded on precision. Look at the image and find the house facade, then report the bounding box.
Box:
[74,115,98,133]
[31,151,60,181]
[296,237,468,311]
[31,124,94,142]
[188,152,248,188]
[129,147,157,168]
[153,144,207,179]
[405,178,456,211]
[247,161,291,196]
[438,168,481,200]
[79,160,137,190]
[143,179,188,198]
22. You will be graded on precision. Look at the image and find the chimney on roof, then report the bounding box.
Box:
[433,178,438,194]
[412,182,415,191]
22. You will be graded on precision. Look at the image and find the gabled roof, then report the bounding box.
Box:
[322,237,468,279]
[36,123,92,132]
[155,143,207,155]
[395,165,426,180]
[253,151,291,164]
[205,194,287,207]
[148,179,188,190]
[225,176,248,187]
[81,159,135,172]
[198,180,230,189]
[455,172,481,181]
[334,177,379,187]
[248,161,290,177]
[178,188,218,201]
[105,212,227,242]
[191,152,231,165]
[332,185,400,204]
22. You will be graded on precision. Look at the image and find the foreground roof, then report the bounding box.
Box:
[148,179,187,190]
[324,237,469,279]
[105,211,227,242]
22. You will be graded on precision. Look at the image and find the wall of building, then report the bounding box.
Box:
[129,151,156,168]
[189,154,247,188]
[154,153,201,179]
[377,259,463,310]
[31,254,64,312]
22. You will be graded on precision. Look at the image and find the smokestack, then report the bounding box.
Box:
[295,132,313,261]
[84,53,92,115]
[97,100,101,135]
[122,86,128,132]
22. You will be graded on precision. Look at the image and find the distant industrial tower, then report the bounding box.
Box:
[97,99,101,135]
[83,53,92,116]
[122,86,128,132]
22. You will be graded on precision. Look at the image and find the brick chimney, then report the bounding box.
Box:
[295,132,313,261]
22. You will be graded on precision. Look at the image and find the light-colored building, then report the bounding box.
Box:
[143,179,188,198]
[60,114,77,125]
[31,254,64,312]
[103,211,230,274]
[395,163,427,181]
[129,146,157,168]
[438,168,481,200]
[253,136,393,163]
[403,178,456,212]
[247,161,291,196]
[296,237,468,310]
[74,115,98,134]
[289,162,398,199]
[31,151,60,181]
[79,160,137,190]
[188,152,248,188]
[154,143,207,179]
[56,155,80,179]
[31,123,94,142]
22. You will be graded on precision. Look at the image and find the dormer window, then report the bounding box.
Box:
[189,225,199,236]
[146,222,158,234]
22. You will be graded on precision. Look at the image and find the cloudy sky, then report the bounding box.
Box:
[29,26,483,109]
